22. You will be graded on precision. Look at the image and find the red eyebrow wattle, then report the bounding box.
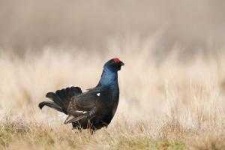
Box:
[113,58,121,63]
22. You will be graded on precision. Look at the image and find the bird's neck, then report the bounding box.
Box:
[98,67,118,87]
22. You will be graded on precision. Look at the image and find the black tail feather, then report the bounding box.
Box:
[46,92,64,107]
[39,101,63,113]
[40,86,82,114]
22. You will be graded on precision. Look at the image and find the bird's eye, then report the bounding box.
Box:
[97,93,101,96]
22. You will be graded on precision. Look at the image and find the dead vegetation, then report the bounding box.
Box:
[1,38,225,149]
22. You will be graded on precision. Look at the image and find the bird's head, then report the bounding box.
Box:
[104,58,124,72]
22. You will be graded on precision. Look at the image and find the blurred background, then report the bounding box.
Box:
[0,0,225,60]
[1,0,225,141]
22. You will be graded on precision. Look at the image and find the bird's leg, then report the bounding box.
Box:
[87,120,95,135]
[89,128,95,135]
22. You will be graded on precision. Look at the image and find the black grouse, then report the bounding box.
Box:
[39,58,124,131]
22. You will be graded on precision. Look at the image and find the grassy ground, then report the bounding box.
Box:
[0,120,186,150]
[1,40,225,149]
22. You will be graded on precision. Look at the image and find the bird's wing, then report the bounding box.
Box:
[69,86,105,111]
[65,86,107,124]
[64,106,97,124]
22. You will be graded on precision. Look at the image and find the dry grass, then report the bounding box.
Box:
[1,37,225,149]
[1,1,225,149]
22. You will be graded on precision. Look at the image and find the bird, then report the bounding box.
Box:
[38,58,124,132]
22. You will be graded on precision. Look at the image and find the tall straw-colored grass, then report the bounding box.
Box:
[1,36,225,149]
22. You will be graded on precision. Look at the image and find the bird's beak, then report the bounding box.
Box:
[120,61,125,66]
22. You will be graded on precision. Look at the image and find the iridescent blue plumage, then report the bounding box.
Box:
[99,66,118,87]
